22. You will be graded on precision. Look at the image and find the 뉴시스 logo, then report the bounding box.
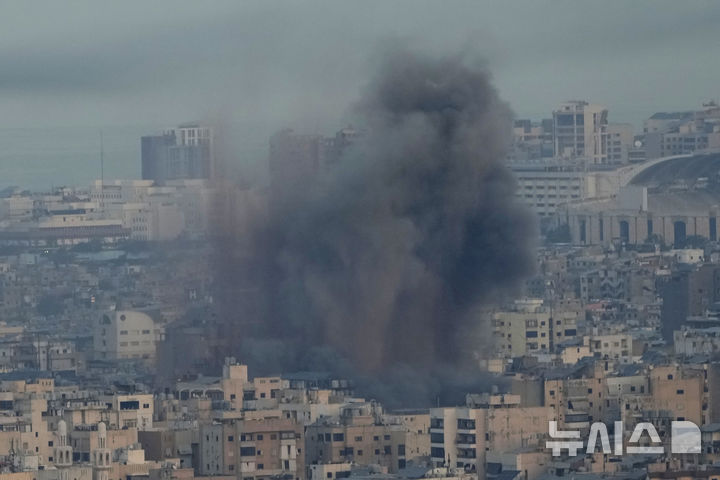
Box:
[546,420,701,456]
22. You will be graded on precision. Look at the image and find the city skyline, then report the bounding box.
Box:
[1,1,719,131]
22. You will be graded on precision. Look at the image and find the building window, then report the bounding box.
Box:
[711,217,717,241]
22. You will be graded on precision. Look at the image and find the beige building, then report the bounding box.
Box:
[492,299,579,358]
[565,186,720,247]
[305,402,427,474]
[553,101,608,163]
[198,417,304,480]
[429,394,550,480]
[584,334,636,364]
[94,310,159,362]
[545,362,609,432]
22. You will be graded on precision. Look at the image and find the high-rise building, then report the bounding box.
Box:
[553,101,609,163]
[141,124,214,184]
[268,127,362,191]
[268,129,325,190]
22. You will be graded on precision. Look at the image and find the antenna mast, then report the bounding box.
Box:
[100,131,104,187]
[99,130,105,208]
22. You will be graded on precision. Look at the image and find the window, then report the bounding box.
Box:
[228,436,234,442]
[257,434,263,440]
[333,433,344,442]
[257,464,264,470]
[120,400,140,410]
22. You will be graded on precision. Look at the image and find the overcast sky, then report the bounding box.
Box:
[1,0,719,132]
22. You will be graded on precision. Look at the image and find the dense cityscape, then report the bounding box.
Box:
[3,3,720,480]
[1,99,720,480]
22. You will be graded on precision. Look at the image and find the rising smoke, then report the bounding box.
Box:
[215,46,537,406]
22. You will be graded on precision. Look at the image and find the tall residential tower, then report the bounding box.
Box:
[141,124,214,184]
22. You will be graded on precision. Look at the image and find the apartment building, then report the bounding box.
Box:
[198,417,304,480]
[429,394,550,480]
[492,299,579,358]
[305,402,427,474]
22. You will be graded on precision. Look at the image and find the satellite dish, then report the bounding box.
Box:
[634,140,643,148]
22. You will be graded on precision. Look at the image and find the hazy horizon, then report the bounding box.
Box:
[2,0,720,189]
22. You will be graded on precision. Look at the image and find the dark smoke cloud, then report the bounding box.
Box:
[215,46,536,406]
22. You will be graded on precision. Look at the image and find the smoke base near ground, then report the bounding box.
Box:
[211,45,537,407]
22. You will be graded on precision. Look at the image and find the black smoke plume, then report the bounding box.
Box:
[213,47,537,405]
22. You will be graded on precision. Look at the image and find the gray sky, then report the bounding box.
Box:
[1,0,719,131]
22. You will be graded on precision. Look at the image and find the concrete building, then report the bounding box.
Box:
[584,334,635,364]
[565,184,720,247]
[605,123,634,164]
[510,162,626,218]
[305,402,427,474]
[553,101,608,163]
[674,326,720,357]
[142,125,215,184]
[429,394,550,480]
[93,310,159,362]
[197,417,304,480]
[642,103,720,159]
[659,264,720,342]
[492,299,579,358]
